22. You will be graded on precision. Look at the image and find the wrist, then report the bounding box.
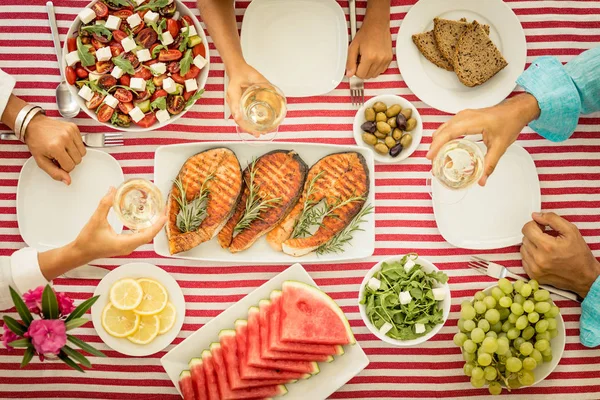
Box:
[69,239,95,266]
[508,93,540,127]
[23,113,45,145]
[578,259,600,298]
[363,0,391,28]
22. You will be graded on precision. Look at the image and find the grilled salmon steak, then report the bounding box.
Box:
[218,150,308,253]
[267,152,369,256]
[167,148,243,255]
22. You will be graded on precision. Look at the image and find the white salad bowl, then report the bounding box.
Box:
[358,255,451,346]
[62,0,210,132]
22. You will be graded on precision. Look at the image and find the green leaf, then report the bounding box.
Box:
[9,286,33,326]
[3,315,27,336]
[58,352,85,373]
[178,19,190,52]
[112,55,135,75]
[65,318,89,331]
[105,0,132,7]
[77,36,96,67]
[135,0,170,11]
[179,49,193,76]
[62,345,92,368]
[67,335,106,358]
[41,285,58,320]
[7,338,31,348]
[152,44,166,59]
[150,96,167,111]
[20,346,34,368]
[185,88,204,108]
[81,25,113,41]
[146,78,156,95]
[148,18,166,41]
[65,296,99,323]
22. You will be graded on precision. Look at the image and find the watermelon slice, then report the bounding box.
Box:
[234,320,310,381]
[280,281,355,345]
[258,300,333,362]
[189,358,207,400]
[268,291,344,356]
[247,307,319,374]
[210,342,288,400]
[179,371,197,400]
[201,350,221,400]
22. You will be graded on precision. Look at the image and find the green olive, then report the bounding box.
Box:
[392,128,403,140]
[362,132,377,146]
[374,142,389,154]
[387,117,397,128]
[364,107,376,122]
[384,136,397,149]
[374,130,387,139]
[401,108,412,120]
[373,101,387,113]
[385,104,401,118]
[376,121,391,135]
[406,118,417,131]
[375,112,387,122]
[400,134,413,148]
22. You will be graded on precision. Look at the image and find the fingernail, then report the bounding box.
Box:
[533,212,542,217]
[426,150,431,158]
[62,179,69,185]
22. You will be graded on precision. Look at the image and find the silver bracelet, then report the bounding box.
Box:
[20,107,45,143]
[14,104,37,142]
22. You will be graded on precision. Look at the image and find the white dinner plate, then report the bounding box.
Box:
[161,263,369,399]
[397,0,527,114]
[91,262,186,357]
[240,0,347,97]
[432,143,541,250]
[17,149,124,251]
[153,142,375,263]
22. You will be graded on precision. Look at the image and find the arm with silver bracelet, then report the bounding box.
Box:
[13,104,37,142]
[19,107,45,143]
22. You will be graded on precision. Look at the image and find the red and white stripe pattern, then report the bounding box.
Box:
[1,0,599,398]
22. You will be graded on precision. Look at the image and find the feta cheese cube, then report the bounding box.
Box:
[130,77,147,91]
[89,72,102,82]
[144,10,159,25]
[105,15,121,31]
[136,48,151,63]
[129,106,145,123]
[156,109,170,123]
[432,288,446,301]
[163,77,177,94]
[95,46,112,62]
[111,66,124,79]
[135,0,145,5]
[104,94,119,109]
[65,51,80,67]
[379,322,393,335]
[193,54,207,70]
[121,36,137,53]
[78,85,93,101]
[181,25,197,37]
[150,62,166,75]
[126,13,142,29]
[184,78,198,92]
[404,259,415,274]
[78,8,96,24]
[399,291,411,305]
[415,323,426,334]
[172,11,180,21]
[367,277,381,291]
[161,31,174,46]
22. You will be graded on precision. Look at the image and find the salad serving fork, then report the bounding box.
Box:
[0,132,123,148]
[348,0,364,106]
[468,256,580,302]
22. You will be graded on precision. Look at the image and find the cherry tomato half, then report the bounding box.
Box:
[92,32,110,44]
[133,67,152,80]
[152,73,167,87]
[130,21,145,35]
[96,60,113,73]
[166,19,179,38]
[183,65,200,80]
[67,37,77,53]
[91,38,106,50]
[183,89,195,101]
[137,27,158,49]
[98,74,117,90]
[91,1,109,18]
[113,9,133,20]
[97,103,115,123]
[113,88,133,103]
[171,72,185,84]
[135,112,157,128]
[158,49,182,62]
[75,67,88,79]
[110,42,124,57]
[123,52,140,69]
[150,89,168,102]
[166,61,180,74]
[182,16,194,28]
[135,90,151,102]
[65,66,76,85]
[119,75,131,86]
[86,93,105,110]
[113,30,128,42]
[192,43,206,59]
[167,95,185,115]
[118,101,134,114]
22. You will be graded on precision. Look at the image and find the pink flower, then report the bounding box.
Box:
[1,324,19,349]
[56,292,75,316]
[22,286,44,314]
[26,319,66,355]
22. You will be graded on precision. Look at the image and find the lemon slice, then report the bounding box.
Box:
[134,279,169,316]
[157,302,177,334]
[127,315,160,345]
[101,303,140,338]
[109,278,144,310]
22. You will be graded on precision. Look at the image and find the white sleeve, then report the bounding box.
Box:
[0,68,17,121]
[0,248,48,311]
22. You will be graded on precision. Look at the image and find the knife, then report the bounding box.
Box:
[62,264,109,279]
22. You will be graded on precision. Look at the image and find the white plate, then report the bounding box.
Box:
[353,94,423,163]
[161,263,369,399]
[153,142,375,263]
[240,0,347,97]
[397,0,526,114]
[432,143,541,250]
[91,262,186,357]
[17,149,124,251]
[63,0,210,132]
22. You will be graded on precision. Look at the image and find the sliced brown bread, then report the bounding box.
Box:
[453,21,508,87]
[433,18,491,67]
[412,31,454,71]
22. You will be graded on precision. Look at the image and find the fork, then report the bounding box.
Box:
[468,256,580,302]
[348,0,364,106]
[0,132,123,147]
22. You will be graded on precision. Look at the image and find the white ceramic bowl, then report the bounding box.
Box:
[63,0,210,132]
[353,95,423,163]
[358,255,451,346]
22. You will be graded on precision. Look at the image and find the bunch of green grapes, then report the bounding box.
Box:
[453,278,561,395]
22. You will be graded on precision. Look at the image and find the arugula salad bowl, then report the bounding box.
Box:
[358,254,451,346]
[62,0,210,132]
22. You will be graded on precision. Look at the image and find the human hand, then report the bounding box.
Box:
[25,115,86,185]
[227,63,271,136]
[73,187,167,262]
[346,19,393,79]
[521,212,600,298]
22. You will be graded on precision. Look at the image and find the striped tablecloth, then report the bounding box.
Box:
[1,0,599,399]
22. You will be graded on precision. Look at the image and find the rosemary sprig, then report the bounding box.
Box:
[234,159,281,233]
[174,173,214,233]
[316,203,374,255]
[291,171,324,239]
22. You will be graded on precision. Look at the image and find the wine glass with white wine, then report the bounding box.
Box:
[112,178,164,231]
[236,83,287,141]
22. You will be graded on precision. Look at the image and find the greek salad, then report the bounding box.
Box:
[65,0,208,128]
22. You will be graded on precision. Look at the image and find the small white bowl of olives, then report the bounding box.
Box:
[353,95,422,163]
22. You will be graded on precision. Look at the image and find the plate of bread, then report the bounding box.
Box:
[397,0,526,114]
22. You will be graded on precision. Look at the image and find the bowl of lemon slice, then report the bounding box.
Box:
[91,262,185,356]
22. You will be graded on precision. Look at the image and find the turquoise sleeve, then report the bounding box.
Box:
[580,275,600,348]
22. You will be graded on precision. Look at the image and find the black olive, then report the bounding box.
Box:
[396,114,407,130]
[360,121,377,134]
[389,143,403,157]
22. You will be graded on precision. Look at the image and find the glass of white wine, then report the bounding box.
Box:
[236,83,287,141]
[432,139,484,191]
[112,178,164,231]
